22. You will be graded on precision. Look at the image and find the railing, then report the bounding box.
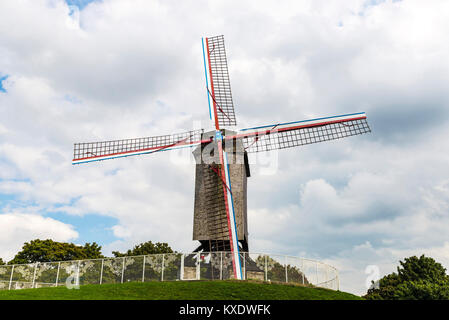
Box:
[0,252,339,291]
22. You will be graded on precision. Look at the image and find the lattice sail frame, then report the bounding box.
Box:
[241,118,370,153]
[72,129,205,164]
[205,35,237,127]
[213,112,371,153]
[72,113,371,164]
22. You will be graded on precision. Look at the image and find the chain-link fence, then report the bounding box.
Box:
[0,252,339,291]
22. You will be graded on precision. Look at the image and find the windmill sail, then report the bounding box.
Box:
[203,35,242,279]
[72,129,206,164]
[204,35,237,128]
[218,140,243,279]
[226,112,371,153]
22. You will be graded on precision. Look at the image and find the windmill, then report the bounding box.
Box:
[72,35,371,280]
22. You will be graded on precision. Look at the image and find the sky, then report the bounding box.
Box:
[0,0,449,295]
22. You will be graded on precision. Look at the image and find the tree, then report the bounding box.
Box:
[8,239,104,264]
[365,255,449,300]
[365,273,401,300]
[397,255,448,283]
[394,280,449,300]
[112,241,174,257]
[0,258,4,265]
[83,242,103,259]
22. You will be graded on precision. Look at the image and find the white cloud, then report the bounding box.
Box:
[0,213,78,261]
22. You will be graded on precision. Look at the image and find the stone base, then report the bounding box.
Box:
[246,271,265,281]
[183,267,197,280]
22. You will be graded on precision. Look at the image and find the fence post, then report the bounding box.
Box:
[242,252,246,280]
[55,262,61,287]
[196,252,200,280]
[161,254,165,281]
[100,259,104,285]
[301,259,304,285]
[337,270,340,291]
[32,263,38,288]
[264,255,268,282]
[285,256,288,283]
[121,257,125,284]
[180,254,184,281]
[220,252,223,280]
[142,255,146,282]
[8,265,14,290]
[76,260,80,287]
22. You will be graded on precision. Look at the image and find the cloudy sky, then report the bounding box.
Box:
[1,0,449,295]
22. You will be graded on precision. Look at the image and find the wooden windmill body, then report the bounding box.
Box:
[192,130,250,252]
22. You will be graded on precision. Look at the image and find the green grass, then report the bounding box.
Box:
[0,280,361,300]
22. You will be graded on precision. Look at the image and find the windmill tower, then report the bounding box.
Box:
[192,129,250,253]
[72,35,371,280]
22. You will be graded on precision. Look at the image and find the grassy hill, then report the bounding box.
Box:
[0,280,361,300]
